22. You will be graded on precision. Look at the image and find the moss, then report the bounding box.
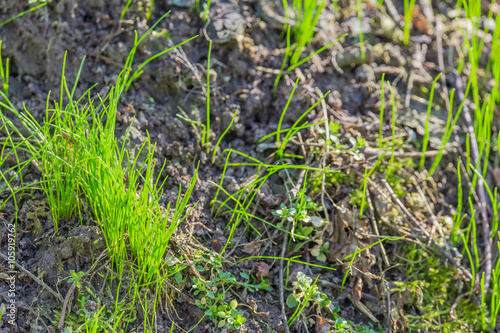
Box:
[396,243,481,332]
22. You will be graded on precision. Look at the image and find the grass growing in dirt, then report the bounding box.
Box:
[1,0,500,332]
[0,13,202,332]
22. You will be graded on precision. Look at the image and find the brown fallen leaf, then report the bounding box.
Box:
[315,316,331,333]
[242,241,263,256]
[412,5,429,34]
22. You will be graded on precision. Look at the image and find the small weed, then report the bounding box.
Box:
[355,0,365,61]
[263,80,329,159]
[286,272,330,327]
[68,270,84,288]
[189,253,270,330]
[272,189,322,251]
[196,0,212,23]
[330,306,381,333]
[192,276,247,330]
[56,280,127,333]
[288,0,327,65]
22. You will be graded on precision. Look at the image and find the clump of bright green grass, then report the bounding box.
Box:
[288,0,327,65]
[0,13,198,289]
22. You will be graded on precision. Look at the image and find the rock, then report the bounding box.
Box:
[204,0,246,43]
[335,45,372,68]
[166,0,195,8]
[60,241,73,259]
[272,316,287,333]
[245,87,266,116]
[40,247,62,281]
[68,225,106,259]
[252,262,269,280]
[355,64,375,83]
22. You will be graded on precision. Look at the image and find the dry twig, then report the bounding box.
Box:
[0,251,63,303]
[58,282,77,333]
[380,179,473,280]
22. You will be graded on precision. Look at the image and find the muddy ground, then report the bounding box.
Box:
[0,0,498,332]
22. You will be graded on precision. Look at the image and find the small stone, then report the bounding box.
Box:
[355,64,375,83]
[211,239,223,253]
[60,241,73,259]
[252,261,269,280]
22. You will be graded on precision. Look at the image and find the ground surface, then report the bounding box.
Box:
[0,0,499,332]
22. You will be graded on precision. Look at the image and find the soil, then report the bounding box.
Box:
[0,0,496,332]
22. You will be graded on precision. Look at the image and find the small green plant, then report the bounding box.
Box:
[318,120,341,144]
[355,0,365,61]
[0,1,47,28]
[272,189,320,249]
[346,136,366,160]
[212,110,237,163]
[286,272,331,327]
[196,0,212,23]
[192,276,247,330]
[120,0,133,20]
[205,40,212,154]
[68,270,84,288]
[403,0,416,45]
[288,0,327,65]
[178,40,230,163]
[357,152,388,218]
[0,41,9,98]
[378,73,385,150]
[388,82,397,171]
[272,192,318,226]
[428,88,458,176]
[309,240,329,262]
[59,292,126,332]
[190,253,270,329]
[330,306,381,333]
[419,73,442,170]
